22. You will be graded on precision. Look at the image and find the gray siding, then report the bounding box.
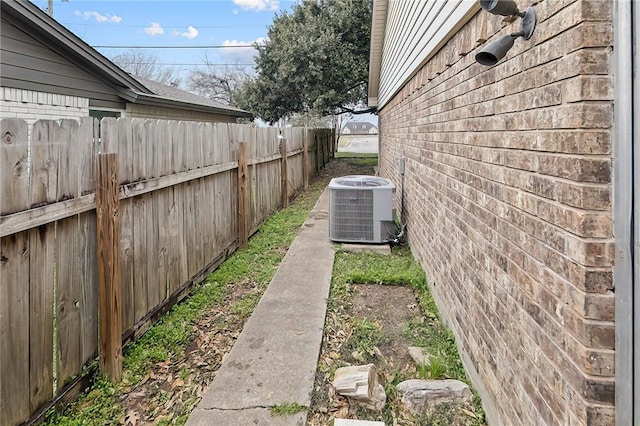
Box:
[1,17,125,109]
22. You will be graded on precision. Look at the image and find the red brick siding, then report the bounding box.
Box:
[377,1,614,424]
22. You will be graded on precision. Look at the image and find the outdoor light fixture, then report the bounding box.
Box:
[475,0,537,66]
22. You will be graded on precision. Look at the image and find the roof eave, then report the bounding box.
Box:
[133,93,252,118]
[368,0,389,109]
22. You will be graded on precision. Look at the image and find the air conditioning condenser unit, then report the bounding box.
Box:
[328,175,396,244]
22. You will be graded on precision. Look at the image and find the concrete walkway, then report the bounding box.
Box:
[187,189,335,426]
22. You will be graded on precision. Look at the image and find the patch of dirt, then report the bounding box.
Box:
[350,284,420,368]
[308,280,485,426]
[120,279,262,425]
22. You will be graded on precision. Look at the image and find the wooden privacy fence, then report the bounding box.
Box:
[0,117,333,426]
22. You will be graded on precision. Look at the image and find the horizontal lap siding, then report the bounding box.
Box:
[377,1,614,424]
[1,18,125,109]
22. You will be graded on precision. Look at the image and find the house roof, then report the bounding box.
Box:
[345,121,378,133]
[133,76,251,117]
[1,0,250,118]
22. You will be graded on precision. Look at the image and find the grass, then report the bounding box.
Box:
[334,151,379,168]
[342,317,389,363]
[43,170,332,426]
[269,402,307,416]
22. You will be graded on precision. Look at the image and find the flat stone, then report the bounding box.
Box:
[341,243,391,255]
[188,407,305,426]
[334,419,386,426]
[397,379,472,416]
[408,346,431,366]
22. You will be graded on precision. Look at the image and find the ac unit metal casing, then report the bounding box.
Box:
[328,175,396,243]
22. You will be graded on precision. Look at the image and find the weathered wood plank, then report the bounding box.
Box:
[96,153,122,382]
[55,217,81,387]
[237,142,249,248]
[280,139,288,208]
[303,129,310,189]
[53,119,82,396]
[0,232,31,425]
[31,120,60,207]
[0,194,95,238]
[79,117,97,196]
[1,118,29,216]
[78,211,98,365]
[99,117,118,154]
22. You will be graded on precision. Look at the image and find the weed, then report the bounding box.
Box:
[229,292,261,317]
[269,402,307,416]
[343,318,388,363]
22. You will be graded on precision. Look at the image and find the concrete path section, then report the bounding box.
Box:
[187,189,334,426]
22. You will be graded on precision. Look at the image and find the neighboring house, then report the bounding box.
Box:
[342,121,379,135]
[0,0,251,124]
[369,1,633,425]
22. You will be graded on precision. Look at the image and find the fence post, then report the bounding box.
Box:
[303,131,309,189]
[331,128,336,159]
[280,138,289,208]
[96,152,122,382]
[315,132,320,172]
[237,142,249,248]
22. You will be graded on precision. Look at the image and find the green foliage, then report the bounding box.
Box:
[236,0,373,122]
[269,402,307,416]
[343,317,388,362]
[337,247,427,287]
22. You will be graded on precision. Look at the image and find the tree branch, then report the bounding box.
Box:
[336,106,377,115]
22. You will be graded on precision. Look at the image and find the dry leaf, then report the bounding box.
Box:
[124,410,139,426]
[460,407,478,418]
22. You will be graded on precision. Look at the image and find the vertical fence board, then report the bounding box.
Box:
[1,118,29,215]
[303,129,309,189]
[0,232,30,425]
[55,217,81,387]
[238,142,249,248]
[1,119,31,425]
[55,120,87,390]
[79,120,99,363]
[31,120,60,206]
[280,139,288,208]
[29,121,60,415]
[79,210,98,365]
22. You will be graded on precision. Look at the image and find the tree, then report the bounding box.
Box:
[111,49,180,86]
[187,56,251,106]
[235,0,372,123]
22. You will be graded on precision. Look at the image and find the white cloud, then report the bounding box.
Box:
[218,38,265,63]
[144,22,164,36]
[233,0,279,11]
[172,26,199,39]
[74,10,122,23]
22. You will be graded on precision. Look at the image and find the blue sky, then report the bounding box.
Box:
[29,0,377,125]
[30,0,296,73]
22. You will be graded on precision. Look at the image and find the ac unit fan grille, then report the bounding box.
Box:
[330,189,374,241]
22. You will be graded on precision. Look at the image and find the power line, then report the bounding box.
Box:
[63,22,266,29]
[117,62,254,66]
[95,45,257,49]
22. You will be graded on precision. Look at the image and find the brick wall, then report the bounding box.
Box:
[377,1,614,424]
[0,88,89,125]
